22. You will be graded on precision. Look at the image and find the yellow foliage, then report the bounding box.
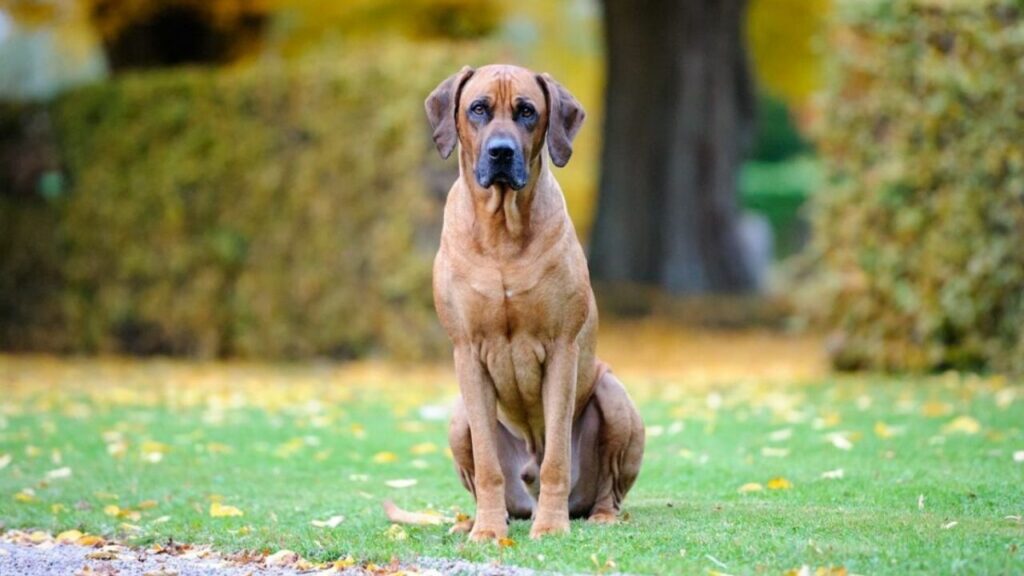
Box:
[747,0,830,106]
[0,0,58,25]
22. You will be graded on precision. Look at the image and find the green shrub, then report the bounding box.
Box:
[750,94,810,163]
[0,104,66,350]
[803,0,1024,373]
[740,157,820,258]
[17,44,460,360]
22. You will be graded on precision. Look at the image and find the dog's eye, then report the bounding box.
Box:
[518,105,535,118]
[470,103,487,116]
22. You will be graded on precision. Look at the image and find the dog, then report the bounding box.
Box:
[425,64,645,541]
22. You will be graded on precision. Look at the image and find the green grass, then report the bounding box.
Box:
[0,357,1022,574]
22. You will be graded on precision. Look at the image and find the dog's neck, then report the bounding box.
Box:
[457,152,559,256]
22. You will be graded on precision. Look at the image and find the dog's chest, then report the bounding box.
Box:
[450,247,571,333]
[452,259,577,440]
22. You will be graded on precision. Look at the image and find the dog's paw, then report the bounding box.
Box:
[587,511,618,525]
[529,517,570,539]
[468,523,507,542]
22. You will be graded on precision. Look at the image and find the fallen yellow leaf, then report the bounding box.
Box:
[311,515,345,528]
[334,555,356,569]
[385,524,408,541]
[767,477,793,490]
[107,441,127,458]
[140,441,170,463]
[77,534,105,547]
[921,401,952,418]
[373,451,398,464]
[14,489,35,503]
[826,432,853,451]
[813,412,842,429]
[738,483,763,493]
[209,502,244,518]
[45,467,72,480]
[943,416,981,435]
[820,468,844,480]
[206,443,232,454]
[265,549,299,566]
[140,441,170,455]
[409,442,438,455]
[274,438,305,459]
[56,530,83,544]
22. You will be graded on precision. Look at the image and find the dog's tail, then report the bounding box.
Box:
[382,500,447,526]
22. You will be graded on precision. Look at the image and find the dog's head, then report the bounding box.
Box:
[425,65,585,191]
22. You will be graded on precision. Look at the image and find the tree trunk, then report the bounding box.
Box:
[589,0,758,294]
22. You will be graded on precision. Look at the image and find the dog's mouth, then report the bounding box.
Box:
[478,169,528,191]
[475,145,529,191]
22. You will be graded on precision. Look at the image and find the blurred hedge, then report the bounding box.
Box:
[803,0,1024,373]
[2,45,459,359]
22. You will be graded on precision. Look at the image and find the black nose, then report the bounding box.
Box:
[486,139,515,162]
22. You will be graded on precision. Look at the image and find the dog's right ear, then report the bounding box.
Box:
[424,66,475,160]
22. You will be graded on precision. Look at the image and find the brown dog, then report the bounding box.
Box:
[426,64,645,541]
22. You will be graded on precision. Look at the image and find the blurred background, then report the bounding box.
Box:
[0,0,1021,376]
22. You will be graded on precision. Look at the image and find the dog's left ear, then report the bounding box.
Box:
[536,73,585,168]
[425,66,475,160]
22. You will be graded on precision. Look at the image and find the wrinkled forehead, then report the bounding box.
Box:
[460,66,546,111]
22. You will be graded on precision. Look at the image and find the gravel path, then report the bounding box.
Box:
[0,540,542,576]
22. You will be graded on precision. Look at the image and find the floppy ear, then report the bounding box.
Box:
[536,73,585,168]
[424,66,475,160]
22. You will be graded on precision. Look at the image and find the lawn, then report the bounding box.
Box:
[0,327,1022,574]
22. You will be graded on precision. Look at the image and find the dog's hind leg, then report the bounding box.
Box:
[582,366,644,523]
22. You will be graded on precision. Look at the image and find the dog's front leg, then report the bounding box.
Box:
[531,340,578,539]
[454,345,508,541]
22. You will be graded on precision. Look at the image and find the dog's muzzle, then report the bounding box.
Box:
[476,136,528,190]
